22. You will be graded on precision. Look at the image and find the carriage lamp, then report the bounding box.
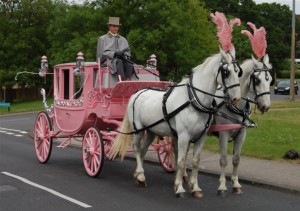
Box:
[39,55,48,77]
[76,52,85,70]
[146,54,157,69]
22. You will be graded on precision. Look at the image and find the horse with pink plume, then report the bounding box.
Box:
[214,22,273,197]
[109,11,242,198]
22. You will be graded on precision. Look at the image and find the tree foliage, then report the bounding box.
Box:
[203,0,300,71]
[0,0,298,96]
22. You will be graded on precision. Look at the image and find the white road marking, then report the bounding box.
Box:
[0,127,29,137]
[0,127,28,134]
[1,172,92,208]
[0,117,30,122]
[14,134,23,137]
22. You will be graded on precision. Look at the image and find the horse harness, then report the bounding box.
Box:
[214,61,273,140]
[250,62,273,101]
[129,61,242,141]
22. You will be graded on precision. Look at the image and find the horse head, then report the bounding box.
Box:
[242,22,273,113]
[250,54,273,113]
[217,46,242,105]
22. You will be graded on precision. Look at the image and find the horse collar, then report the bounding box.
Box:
[187,75,218,114]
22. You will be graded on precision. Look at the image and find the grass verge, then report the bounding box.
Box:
[204,101,300,163]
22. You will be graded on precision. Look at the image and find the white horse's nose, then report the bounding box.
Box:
[231,97,240,105]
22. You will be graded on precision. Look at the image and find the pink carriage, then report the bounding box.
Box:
[33,52,178,176]
[33,52,245,176]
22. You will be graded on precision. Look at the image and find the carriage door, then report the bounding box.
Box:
[54,66,85,133]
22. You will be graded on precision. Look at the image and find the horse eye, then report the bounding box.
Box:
[224,70,229,78]
[255,78,261,86]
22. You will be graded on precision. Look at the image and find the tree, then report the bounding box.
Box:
[47,2,106,65]
[0,0,56,101]
[203,0,299,73]
[91,0,218,80]
[253,3,293,71]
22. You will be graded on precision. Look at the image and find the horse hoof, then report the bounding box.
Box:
[134,179,147,187]
[192,191,204,198]
[232,187,243,194]
[217,190,228,197]
[176,193,186,199]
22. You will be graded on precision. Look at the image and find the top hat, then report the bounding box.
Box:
[107,17,121,26]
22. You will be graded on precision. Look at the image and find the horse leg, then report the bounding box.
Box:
[132,133,147,187]
[140,131,155,160]
[174,137,189,198]
[231,129,246,194]
[217,132,229,197]
[174,139,188,182]
[188,136,206,198]
[183,152,189,183]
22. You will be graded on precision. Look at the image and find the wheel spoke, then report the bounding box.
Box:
[94,154,100,165]
[37,121,43,135]
[87,132,93,147]
[43,139,49,153]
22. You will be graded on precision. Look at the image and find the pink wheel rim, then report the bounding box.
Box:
[82,127,103,177]
[157,137,176,173]
[34,112,52,163]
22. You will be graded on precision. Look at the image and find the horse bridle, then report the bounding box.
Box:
[217,53,243,96]
[250,62,273,102]
[222,62,273,127]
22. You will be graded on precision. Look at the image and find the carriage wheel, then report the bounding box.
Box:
[82,126,104,177]
[34,111,53,163]
[157,136,176,173]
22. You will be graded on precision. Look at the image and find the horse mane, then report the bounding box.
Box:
[240,59,254,75]
[192,54,220,72]
[241,22,267,60]
[179,54,220,84]
[210,12,241,52]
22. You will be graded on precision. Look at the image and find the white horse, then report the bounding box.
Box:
[214,54,273,197]
[110,47,242,198]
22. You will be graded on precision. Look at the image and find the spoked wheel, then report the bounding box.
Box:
[34,111,53,163]
[156,136,176,173]
[82,126,104,177]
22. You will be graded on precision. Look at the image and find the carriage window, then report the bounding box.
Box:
[74,73,83,99]
[63,69,70,99]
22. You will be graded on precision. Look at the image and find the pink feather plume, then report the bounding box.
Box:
[210,12,241,52]
[241,22,267,59]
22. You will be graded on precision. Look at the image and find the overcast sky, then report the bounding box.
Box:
[254,0,299,14]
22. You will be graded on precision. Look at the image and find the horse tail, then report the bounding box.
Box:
[109,113,133,160]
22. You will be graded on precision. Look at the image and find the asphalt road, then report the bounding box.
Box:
[270,92,298,101]
[0,112,300,211]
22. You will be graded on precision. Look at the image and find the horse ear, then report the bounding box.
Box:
[251,54,259,67]
[263,54,269,64]
[219,46,228,62]
[229,46,236,59]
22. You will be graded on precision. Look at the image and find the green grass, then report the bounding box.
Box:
[204,101,300,163]
[0,98,53,115]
